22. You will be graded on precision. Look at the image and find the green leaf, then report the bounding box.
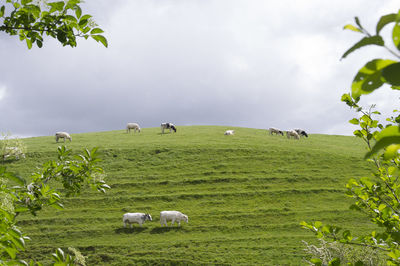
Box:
[376,13,397,34]
[36,39,43,48]
[90,28,104,34]
[378,204,386,212]
[349,118,359,125]
[383,144,400,160]
[341,93,351,102]
[51,253,61,262]
[8,228,22,239]
[393,21,400,50]
[365,125,400,158]
[343,230,352,241]
[0,5,5,17]
[3,171,25,185]
[48,1,65,13]
[382,62,400,86]
[91,34,108,47]
[360,114,371,123]
[65,0,80,9]
[51,202,64,210]
[21,0,33,4]
[10,236,26,250]
[64,15,77,23]
[56,248,65,260]
[28,5,41,19]
[344,24,362,33]
[14,206,29,213]
[388,250,400,260]
[310,258,322,266]
[26,38,32,49]
[79,20,88,28]
[314,221,322,229]
[80,14,92,21]
[328,258,341,266]
[82,26,91,34]
[351,59,396,98]
[300,221,313,230]
[341,35,384,59]
[74,5,82,19]
[354,17,362,29]
[101,184,111,189]
[4,246,17,259]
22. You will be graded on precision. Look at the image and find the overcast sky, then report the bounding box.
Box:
[0,0,399,137]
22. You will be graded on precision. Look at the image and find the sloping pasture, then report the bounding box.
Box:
[6,126,374,265]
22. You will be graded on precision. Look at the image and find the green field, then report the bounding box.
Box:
[4,126,375,265]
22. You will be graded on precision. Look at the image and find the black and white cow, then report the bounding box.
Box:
[294,129,308,138]
[161,123,177,134]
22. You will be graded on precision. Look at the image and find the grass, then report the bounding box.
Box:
[3,126,375,265]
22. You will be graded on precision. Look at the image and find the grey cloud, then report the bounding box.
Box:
[0,0,398,137]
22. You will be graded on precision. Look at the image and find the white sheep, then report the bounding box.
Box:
[286,130,300,140]
[55,132,72,142]
[126,123,141,133]
[123,213,152,228]
[269,127,284,136]
[160,211,188,227]
[224,130,235,135]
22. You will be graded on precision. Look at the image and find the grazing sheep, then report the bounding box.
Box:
[126,123,141,133]
[224,130,235,135]
[269,127,284,136]
[286,130,300,140]
[123,213,152,228]
[55,132,71,142]
[161,123,177,134]
[294,128,308,138]
[2,147,25,160]
[160,211,188,227]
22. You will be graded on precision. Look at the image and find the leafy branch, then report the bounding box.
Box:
[0,146,110,264]
[302,10,400,265]
[0,0,108,48]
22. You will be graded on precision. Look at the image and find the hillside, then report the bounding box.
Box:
[5,126,374,265]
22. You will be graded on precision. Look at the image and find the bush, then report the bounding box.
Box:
[0,132,27,161]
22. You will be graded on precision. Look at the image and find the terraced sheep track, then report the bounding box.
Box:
[8,126,374,265]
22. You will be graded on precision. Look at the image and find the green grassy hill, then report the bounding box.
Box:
[6,126,374,265]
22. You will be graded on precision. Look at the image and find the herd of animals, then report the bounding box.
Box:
[267,127,308,139]
[123,210,189,228]
[55,123,309,143]
[54,122,177,142]
[223,128,308,138]
[30,123,309,228]
[1,122,309,227]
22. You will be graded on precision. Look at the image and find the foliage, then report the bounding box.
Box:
[51,247,86,266]
[342,10,400,158]
[0,1,107,263]
[67,247,86,266]
[0,132,27,161]
[302,9,400,265]
[0,0,108,48]
[0,146,109,265]
[302,239,386,266]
